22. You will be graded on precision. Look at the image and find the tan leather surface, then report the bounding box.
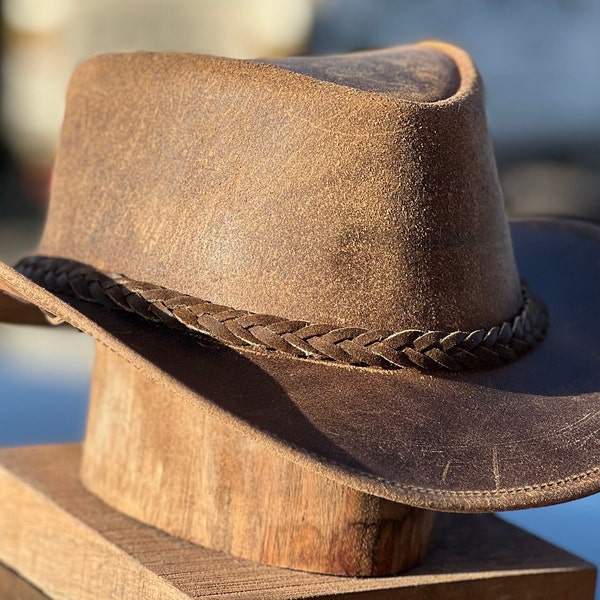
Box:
[40,42,520,333]
[1,220,599,511]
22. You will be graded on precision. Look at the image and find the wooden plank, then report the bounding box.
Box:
[0,444,596,599]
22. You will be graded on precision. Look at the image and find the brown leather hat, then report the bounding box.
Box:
[1,41,599,512]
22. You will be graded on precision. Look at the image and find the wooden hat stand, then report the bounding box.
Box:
[82,344,434,577]
[0,341,597,599]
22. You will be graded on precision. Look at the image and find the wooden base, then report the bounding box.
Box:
[81,345,434,576]
[0,444,596,599]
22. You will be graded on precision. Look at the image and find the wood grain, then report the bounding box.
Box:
[81,344,434,576]
[0,444,595,599]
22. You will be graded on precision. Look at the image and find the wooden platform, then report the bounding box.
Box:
[0,444,596,599]
[0,445,595,600]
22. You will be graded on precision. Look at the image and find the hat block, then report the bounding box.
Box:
[82,343,435,576]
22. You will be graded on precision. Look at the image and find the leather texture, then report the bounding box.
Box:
[0,42,598,511]
[40,42,521,333]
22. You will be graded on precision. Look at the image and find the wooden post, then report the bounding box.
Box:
[81,344,435,576]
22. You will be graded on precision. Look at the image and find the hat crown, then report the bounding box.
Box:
[40,43,521,332]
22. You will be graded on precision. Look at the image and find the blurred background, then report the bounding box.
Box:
[0,0,599,592]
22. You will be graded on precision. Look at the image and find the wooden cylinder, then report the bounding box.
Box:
[80,344,436,576]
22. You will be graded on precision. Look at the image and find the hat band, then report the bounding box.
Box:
[16,255,548,372]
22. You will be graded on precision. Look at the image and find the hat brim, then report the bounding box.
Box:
[1,218,599,512]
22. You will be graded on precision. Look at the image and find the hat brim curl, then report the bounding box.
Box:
[1,219,599,512]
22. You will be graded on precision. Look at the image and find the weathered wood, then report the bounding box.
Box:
[80,344,434,576]
[0,444,595,599]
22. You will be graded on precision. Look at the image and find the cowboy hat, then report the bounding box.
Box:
[1,41,598,513]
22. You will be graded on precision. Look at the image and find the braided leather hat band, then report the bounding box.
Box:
[16,255,548,372]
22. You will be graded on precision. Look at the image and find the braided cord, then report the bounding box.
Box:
[15,255,548,372]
